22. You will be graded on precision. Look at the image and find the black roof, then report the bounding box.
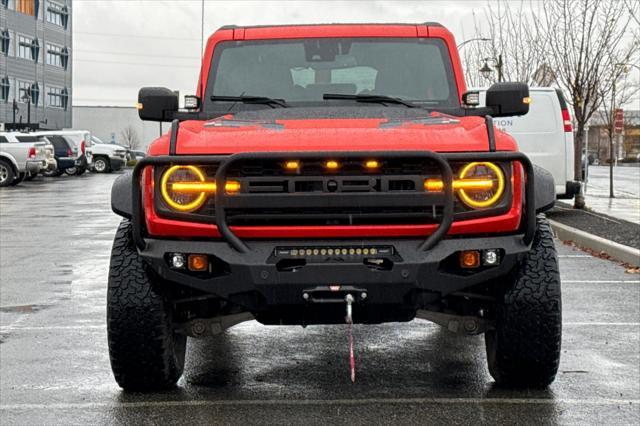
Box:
[218,22,443,31]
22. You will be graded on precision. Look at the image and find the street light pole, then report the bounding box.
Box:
[609,76,616,199]
[497,54,504,82]
[456,37,491,49]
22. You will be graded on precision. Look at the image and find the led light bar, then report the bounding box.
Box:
[274,246,393,258]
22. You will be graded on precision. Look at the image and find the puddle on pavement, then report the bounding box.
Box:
[0,304,50,313]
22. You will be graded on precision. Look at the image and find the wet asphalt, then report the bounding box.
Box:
[0,172,639,425]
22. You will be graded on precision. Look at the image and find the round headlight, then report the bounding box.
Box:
[160,165,207,212]
[457,162,505,208]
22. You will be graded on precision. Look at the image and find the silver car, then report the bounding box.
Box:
[0,132,50,187]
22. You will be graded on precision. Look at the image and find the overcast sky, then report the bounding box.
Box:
[72,0,499,106]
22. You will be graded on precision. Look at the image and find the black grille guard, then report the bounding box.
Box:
[131,150,535,253]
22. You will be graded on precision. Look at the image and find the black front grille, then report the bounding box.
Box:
[154,157,511,226]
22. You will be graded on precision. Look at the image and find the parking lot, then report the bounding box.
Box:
[0,172,639,425]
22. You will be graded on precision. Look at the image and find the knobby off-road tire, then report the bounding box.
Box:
[485,215,562,388]
[107,220,186,391]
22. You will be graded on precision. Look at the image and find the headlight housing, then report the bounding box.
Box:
[160,165,209,212]
[159,165,239,213]
[424,161,506,209]
[457,162,505,208]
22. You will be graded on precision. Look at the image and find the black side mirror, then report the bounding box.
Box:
[485,82,530,117]
[137,87,178,122]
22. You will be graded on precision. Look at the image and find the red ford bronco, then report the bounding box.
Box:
[108,23,561,391]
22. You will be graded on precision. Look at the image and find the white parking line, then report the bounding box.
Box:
[0,325,104,332]
[2,322,638,333]
[564,322,640,326]
[0,397,638,411]
[564,280,640,284]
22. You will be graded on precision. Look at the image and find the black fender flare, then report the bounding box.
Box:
[111,173,133,218]
[533,164,555,213]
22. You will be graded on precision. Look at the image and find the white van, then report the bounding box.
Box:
[474,87,580,199]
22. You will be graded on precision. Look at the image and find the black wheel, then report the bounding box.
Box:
[107,220,186,390]
[10,172,25,186]
[64,167,78,175]
[0,159,15,187]
[485,215,562,388]
[75,165,87,175]
[42,168,64,177]
[93,157,111,173]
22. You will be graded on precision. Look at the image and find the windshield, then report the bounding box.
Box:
[205,38,459,110]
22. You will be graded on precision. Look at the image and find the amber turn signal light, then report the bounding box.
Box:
[188,254,208,272]
[460,250,480,268]
[325,160,339,170]
[284,161,300,170]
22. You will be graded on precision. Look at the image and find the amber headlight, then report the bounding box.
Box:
[159,165,240,212]
[160,165,209,212]
[457,162,505,208]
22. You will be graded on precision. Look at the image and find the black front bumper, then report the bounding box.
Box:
[130,150,536,321]
[141,234,529,302]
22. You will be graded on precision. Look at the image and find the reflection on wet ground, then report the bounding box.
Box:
[0,172,639,425]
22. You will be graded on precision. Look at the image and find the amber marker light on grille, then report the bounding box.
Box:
[188,254,208,272]
[284,160,300,170]
[365,160,380,169]
[460,250,480,268]
[325,160,339,170]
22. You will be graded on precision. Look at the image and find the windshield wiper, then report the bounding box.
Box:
[210,95,289,108]
[322,93,419,108]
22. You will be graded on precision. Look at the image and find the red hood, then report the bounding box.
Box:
[147,114,518,156]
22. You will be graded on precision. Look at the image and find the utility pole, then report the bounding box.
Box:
[496,54,503,82]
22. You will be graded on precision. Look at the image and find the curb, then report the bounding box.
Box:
[549,219,640,267]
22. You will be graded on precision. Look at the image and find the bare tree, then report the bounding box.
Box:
[541,0,637,207]
[462,1,547,87]
[465,0,638,208]
[120,125,141,150]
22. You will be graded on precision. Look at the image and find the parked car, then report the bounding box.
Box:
[40,135,78,177]
[0,132,49,187]
[107,23,560,391]
[88,136,128,173]
[130,150,146,160]
[33,130,91,175]
[473,87,580,199]
[11,134,58,179]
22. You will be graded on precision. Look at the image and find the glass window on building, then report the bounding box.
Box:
[0,76,10,102]
[46,1,68,28]
[18,35,35,60]
[15,0,37,16]
[46,86,68,109]
[0,29,10,56]
[17,81,38,105]
[46,43,63,67]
